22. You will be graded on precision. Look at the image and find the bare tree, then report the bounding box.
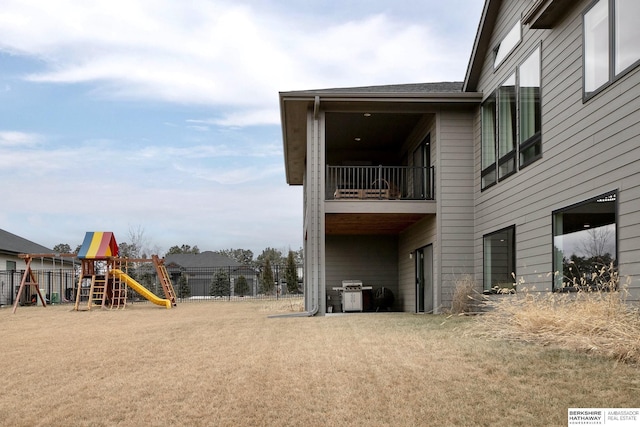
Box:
[127,225,148,259]
[579,225,614,259]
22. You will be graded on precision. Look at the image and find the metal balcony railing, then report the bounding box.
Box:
[326,165,434,201]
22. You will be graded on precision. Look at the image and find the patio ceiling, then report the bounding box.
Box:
[325,213,429,235]
[325,112,424,153]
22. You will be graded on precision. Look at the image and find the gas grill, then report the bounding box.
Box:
[332,280,372,312]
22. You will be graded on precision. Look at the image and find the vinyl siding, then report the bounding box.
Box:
[474,0,640,299]
[437,109,476,310]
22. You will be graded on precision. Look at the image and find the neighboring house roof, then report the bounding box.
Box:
[0,228,53,256]
[77,231,119,260]
[165,251,244,269]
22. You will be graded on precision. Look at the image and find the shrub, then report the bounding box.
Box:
[210,270,230,297]
[477,267,640,364]
[235,275,249,297]
[450,274,480,314]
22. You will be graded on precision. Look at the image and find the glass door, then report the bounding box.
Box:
[412,135,430,199]
[415,244,433,313]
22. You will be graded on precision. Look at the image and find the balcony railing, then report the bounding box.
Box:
[326,165,434,201]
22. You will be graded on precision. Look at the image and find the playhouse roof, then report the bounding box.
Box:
[77,232,119,259]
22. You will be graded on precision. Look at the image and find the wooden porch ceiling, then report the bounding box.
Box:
[325,213,428,235]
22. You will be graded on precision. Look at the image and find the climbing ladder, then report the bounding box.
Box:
[90,275,107,307]
[108,259,127,309]
[74,259,108,311]
[153,255,177,307]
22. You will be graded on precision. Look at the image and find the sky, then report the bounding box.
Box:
[0,0,484,256]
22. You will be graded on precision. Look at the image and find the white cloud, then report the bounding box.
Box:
[0,130,42,147]
[0,0,476,126]
[189,108,281,127]
[0,0,482,254]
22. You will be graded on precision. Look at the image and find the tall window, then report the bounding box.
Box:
[498,74,517,179]
[584,0,640,97]
[615,0,640,73]
[483,226,515,292]
[481,94,497,188]
[481,47,541,189]
[552,191,617,291]
[519,48,541,167]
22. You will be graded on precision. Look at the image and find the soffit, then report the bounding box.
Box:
[325,213,430,235]
[523,0,576,29]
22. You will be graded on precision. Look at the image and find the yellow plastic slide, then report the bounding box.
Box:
[111,269,172,309]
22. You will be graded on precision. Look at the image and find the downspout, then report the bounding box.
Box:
[308,95,321,316]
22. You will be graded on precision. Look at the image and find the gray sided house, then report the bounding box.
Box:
[164,251,260,297]
[279,0,640,315]
[0,228,76,305]
[0,228,57,271]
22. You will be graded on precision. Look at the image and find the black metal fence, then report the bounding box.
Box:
[0,264,304,307]
[0,269,78,306]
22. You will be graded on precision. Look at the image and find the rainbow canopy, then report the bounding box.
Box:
[77,232,119,260]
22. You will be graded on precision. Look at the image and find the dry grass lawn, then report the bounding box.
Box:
[2,299,639,426]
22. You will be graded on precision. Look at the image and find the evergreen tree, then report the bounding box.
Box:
[235,275,249,297]
[177,273,191,299]
[285,250,299,294]
[261,258,275,294]
[210,269,230,297]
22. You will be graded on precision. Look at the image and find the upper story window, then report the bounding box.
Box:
[584,0,640,98]
[519,48,541,167]
[498,73,517,179]
[482,47,542,190]
[493,20,521,68]
[494,20,521,68]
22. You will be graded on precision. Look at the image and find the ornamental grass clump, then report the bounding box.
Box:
[477,266,640,364]
[450,274,481,314]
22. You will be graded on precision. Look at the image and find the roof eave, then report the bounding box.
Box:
[523,0,576,29]
[463,0,501,92]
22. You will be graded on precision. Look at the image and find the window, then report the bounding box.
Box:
[552,191,617,291]
[494,20,521,68]
[518,48,541,167]
[483,226,515,293]
[498,73,517,179]
[584,0,609,93]
[481,94,497,188]
[584,0,640,97]
[481,47,541,189]
[615,0,640,73]
[6,261,16,271]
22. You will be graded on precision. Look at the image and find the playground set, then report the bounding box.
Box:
[12,232,176,313]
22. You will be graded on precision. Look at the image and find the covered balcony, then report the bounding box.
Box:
[326,164,434,201]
